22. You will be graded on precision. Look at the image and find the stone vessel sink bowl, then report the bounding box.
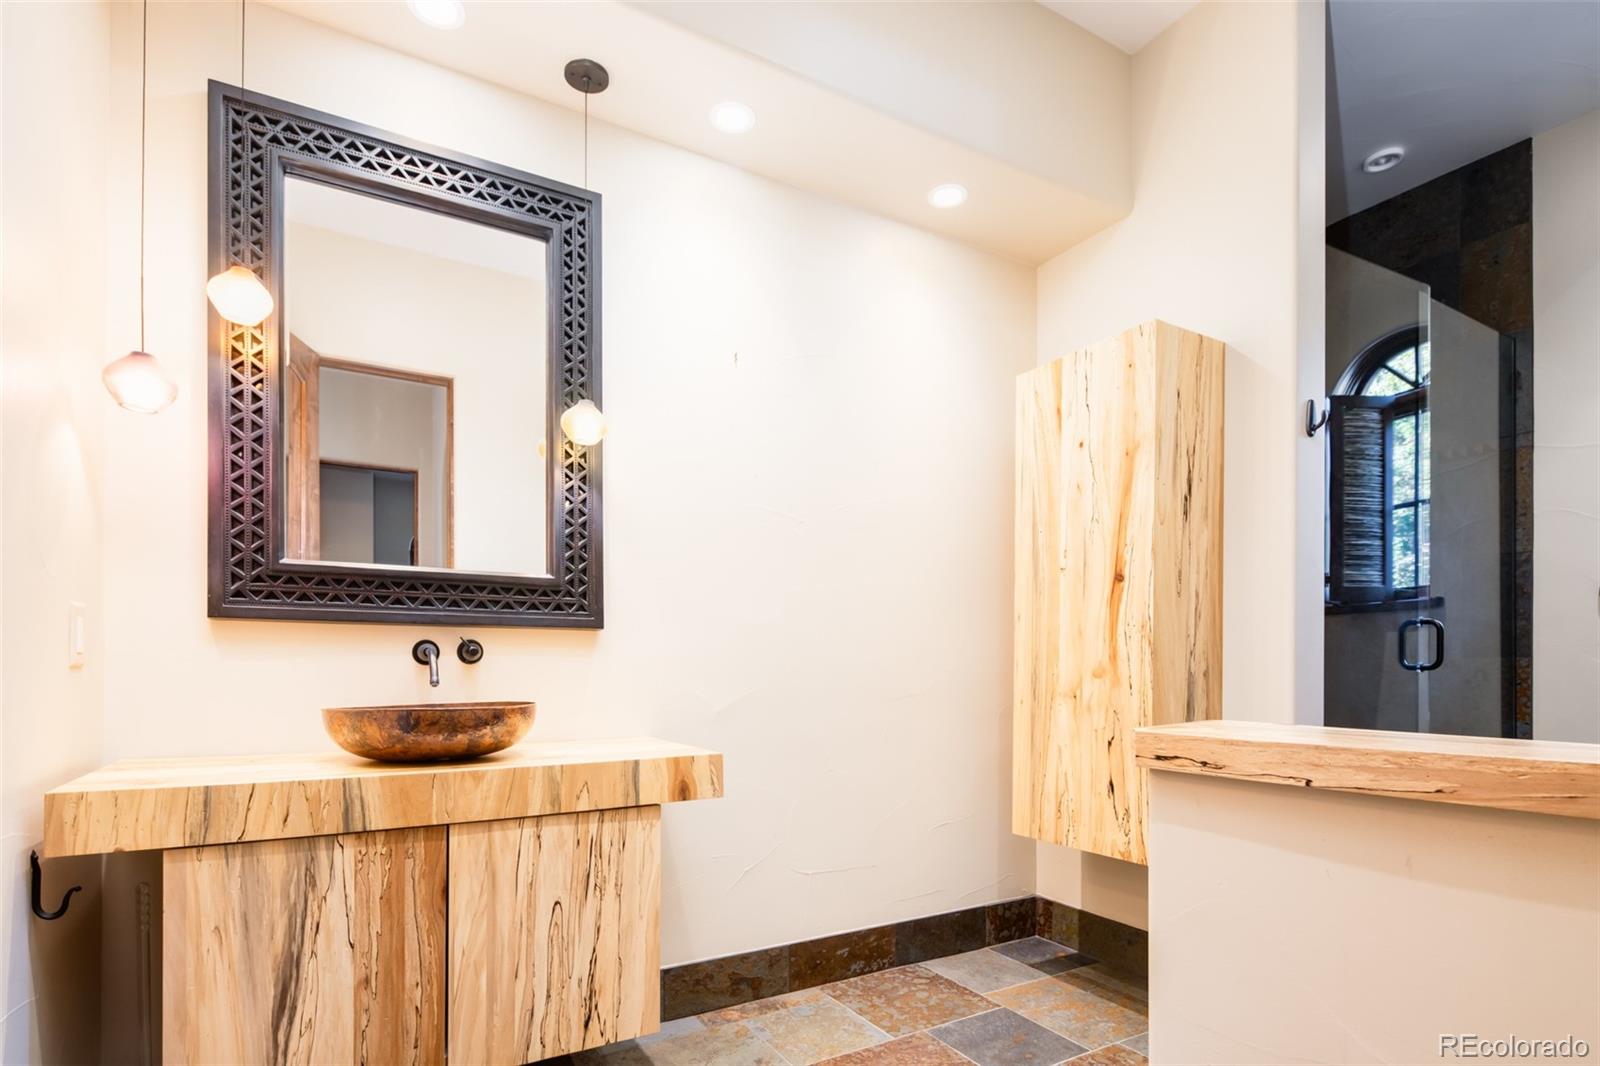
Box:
[322,701,535,763]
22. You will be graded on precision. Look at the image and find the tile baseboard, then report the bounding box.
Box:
[661,895,1147,1021]
[1037,896,1149,978]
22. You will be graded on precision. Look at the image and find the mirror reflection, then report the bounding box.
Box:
[281,176,550,576]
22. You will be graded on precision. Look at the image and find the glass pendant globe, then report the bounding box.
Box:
[559,399,608,446]
[205,264,274,326]
[407,0,466,29]
[102,350,177,414]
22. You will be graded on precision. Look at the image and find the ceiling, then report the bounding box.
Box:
[1327,0,1600,221]
[642,1,1131,205]
[1035,0,1198,54]
[265,0,1135,265]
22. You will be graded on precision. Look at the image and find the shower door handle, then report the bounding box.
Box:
[1398,617,1445,672]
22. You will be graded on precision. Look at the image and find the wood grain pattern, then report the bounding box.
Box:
[162,827,445,1065]
[1137,720,1600,819]
[1014,320,1224,864]
[449,808,661,1064]
[284,334,321,562]
[44,738,722,857]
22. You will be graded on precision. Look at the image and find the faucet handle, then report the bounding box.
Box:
[457,638,484,664]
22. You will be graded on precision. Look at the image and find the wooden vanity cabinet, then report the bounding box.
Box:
[162,828,448,1065]
[449,808,662,1064]
[45,739,721,1066]
[162,810,662,1065]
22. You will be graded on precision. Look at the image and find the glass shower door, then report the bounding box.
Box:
[1413,290,1513,737]
[1324,248,1509,737]
[1324,251,1435,733]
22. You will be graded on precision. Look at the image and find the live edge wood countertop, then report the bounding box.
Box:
[43,737,723,858]
[1135,720,1599,820]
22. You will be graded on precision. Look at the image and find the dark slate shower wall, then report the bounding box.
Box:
[1326,139,1534,736]
[1326,139,1532,337]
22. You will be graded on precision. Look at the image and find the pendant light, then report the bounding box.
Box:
[558,399,607,447]
[204,0,273,327]
[559,59,609,447]
[104,0,178,414]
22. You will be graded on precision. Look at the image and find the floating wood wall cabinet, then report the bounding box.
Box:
[43,738,722,1065]
[1013,320,1224,865]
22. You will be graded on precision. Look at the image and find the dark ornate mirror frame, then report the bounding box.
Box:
[206,82,602,628]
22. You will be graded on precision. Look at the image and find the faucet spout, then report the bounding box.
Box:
[411,640,442,687]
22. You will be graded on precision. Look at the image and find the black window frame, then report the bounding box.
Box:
[1327,326,1433,606]
[1380,388,1430,598]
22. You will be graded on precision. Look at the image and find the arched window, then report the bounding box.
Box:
[1356,337,1430,396]
[1328,328,1431,603]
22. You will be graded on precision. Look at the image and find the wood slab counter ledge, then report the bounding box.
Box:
[1136,720,1599,820]
[43,735,721,857]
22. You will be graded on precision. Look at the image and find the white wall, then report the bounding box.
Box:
[95,2,1036,967]
[0,2,112,1060]
[1148,772,1600,1064]
[317,369,449,566]
[287,212,549,575]
[1531,109,1600,743]
[1032,0,1323,927]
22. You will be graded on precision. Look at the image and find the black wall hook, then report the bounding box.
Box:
[30,850,81,921]
[1305,399,1329,437]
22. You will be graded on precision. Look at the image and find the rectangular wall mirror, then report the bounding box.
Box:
[207,84,602,627]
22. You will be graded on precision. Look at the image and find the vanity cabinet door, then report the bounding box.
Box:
[162,827,447,1065]
[448,806,662,1064]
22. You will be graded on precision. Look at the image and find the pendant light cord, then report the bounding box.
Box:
[139,0,148,351]
[238,0,250,273]
[583,80,589,188]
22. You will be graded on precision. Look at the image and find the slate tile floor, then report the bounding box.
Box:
[565,936,1148,1066]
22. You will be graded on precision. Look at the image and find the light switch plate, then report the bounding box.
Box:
[67,602,86,668]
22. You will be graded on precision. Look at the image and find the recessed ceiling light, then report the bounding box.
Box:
[407,0,465,29]
[709,101,756,134]
[1362,146,1405,174]
[927,183,968,209]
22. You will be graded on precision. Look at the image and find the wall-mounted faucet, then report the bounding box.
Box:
[457,638,484,664]
[412,639,442,687]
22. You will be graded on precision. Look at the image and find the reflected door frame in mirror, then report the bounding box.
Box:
[206,83,602,628]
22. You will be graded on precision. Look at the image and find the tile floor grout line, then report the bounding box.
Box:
[822,973,1010,1062]
[907,1017,986,1066]
[927,1000,1009,1036]
[941,1040,984,1066]
[834,975,1140,1065]
[1117,1030,1153,1056]
[812,982,899,1048]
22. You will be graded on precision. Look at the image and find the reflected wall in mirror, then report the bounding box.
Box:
[281,177,550,577]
